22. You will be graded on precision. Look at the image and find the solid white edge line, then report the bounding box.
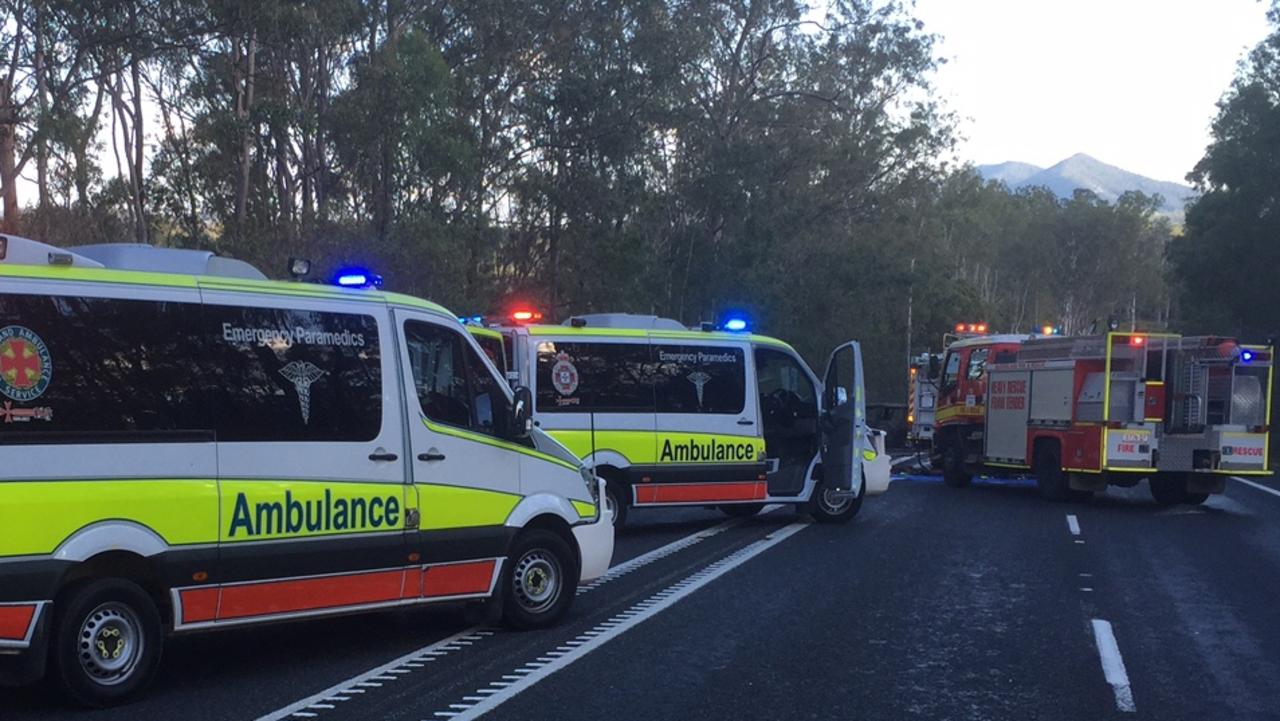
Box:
[443,522,811,721]
[1066,514,1081,536]
[256,514,763,721]
[1232,475,1280,500]
[1091,618,1136,713]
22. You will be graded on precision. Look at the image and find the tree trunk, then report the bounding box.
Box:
[234,31,258,238]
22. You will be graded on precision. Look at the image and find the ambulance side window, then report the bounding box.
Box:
[653,345,746,414]
[404,321,473,428]
[535,342,654,413]
[0,293,210,443]
[206,305,382,443]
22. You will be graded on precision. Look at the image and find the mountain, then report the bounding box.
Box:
[976,153,1194,219]
[976,160,1043,186]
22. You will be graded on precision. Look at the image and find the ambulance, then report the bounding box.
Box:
[0,236,612,705]
[493,313,890,526]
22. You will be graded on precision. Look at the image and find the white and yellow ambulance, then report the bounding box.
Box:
[494,313,889,526]
[0,236,611,705]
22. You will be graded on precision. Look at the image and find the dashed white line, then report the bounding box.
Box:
[434,522,811,721]
[259,514,779,721]
[1091,619,1136,713]
[1232,476,1280,500]
[1066,514,1081,536]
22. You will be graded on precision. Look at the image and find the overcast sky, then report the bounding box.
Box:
[913,0,1272,183]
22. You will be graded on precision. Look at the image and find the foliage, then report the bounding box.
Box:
[1,0,1176,402]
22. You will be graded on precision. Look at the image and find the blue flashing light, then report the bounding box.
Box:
[723,318,749,332]
[1242,349,1255,363]
[334,268,382,289]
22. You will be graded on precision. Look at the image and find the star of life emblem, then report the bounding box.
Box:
[279,361,327,424]
[687,370,711,408]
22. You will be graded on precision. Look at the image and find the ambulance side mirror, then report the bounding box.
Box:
[510,386,534,440]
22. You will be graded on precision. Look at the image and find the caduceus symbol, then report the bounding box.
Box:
[687,371,712,409]
[279,361,327,424]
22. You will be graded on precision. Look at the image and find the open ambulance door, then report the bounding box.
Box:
[820,341,867,495]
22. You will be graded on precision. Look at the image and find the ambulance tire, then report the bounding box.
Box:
[604,483,629,528]
[51,578,163,707]
[941,442,971,488]
[501,529,579,630]
[810,482,864,524]
[1034,447,1071,502]
[718,503,764,518]
[1183,492,1210,506]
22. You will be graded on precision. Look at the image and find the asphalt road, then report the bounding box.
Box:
[7,473,1280,720]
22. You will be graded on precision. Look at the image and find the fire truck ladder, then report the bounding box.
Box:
[1171,351,1206,432]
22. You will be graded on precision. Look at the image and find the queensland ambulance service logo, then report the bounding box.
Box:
[551,352,579,396]
[0,326,52,402]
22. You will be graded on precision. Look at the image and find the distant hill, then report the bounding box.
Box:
[977,153,1194,220]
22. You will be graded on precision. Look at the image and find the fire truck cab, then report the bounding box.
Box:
[931,333,1029,486]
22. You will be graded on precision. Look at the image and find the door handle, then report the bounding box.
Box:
[737,418,754,426]
[418,452,447,462]
[368,452,399,462]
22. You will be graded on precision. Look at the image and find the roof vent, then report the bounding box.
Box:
[562,313,686,330]
[72,244,267,280]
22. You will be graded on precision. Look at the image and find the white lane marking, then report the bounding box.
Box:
[437,522,811,721]
[1091,619,1137,713]
[258,515,758,721]
[1233,476,1280,500]
[1066,514,1081,536]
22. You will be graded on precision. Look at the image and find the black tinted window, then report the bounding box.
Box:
[535,342,654,413]
[206,305,382,442]
[407,320,514,438]
[752,345,814,420]
[406,322,472,427]
[653,345,745,414]
[0,293,209,443]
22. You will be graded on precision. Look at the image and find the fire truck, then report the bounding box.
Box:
[931,327,1273,504]
[907,352,941,448]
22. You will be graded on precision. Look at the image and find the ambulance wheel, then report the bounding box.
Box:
[1184,492,1210,505]
[501,529,578,630]
[1149,475,1189,506]
[1034,447,1070,502]
[941,443,971,488]
[810,483,863,524]
[51,578,163,707]
[604,483,629,528]
[719,503,764,518]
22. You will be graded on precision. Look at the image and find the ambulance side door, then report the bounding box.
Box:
[820,342,867,494]
[396,310,522,599]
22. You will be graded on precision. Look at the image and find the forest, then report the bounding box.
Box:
[1,0,1273,401]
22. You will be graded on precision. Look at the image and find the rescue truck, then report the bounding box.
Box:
[931,325,1272,503]
[489,312,890,527]
[0,236,612,705]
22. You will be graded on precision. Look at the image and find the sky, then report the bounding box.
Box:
[912,0,1273,184]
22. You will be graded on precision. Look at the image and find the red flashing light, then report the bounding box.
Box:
[976,323,988,333]
[955,323,965,333]
[1129,335,1145,347]
[511,309,543,323]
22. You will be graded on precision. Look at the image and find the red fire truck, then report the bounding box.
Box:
[931,328,1273,504]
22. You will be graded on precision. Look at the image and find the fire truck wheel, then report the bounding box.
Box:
[941,443,971,488]
[1149,475,1189,506]
[1034,447,1070,501]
